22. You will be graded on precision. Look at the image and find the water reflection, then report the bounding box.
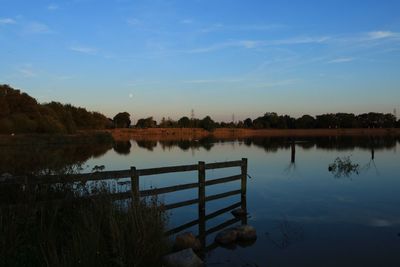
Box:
[113,140,132,155]
[0,143,111,175]
[1,136,398,176]
[155,136,400,153]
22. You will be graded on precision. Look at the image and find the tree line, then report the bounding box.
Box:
[1,84,399,134]
[115,112,400,131]
[0,84,111,134]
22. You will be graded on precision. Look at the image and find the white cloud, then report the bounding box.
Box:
[187,36,330,53]
[367,31,396,40]
[328,57,354,63]
[0,18,16,25]
[16,65,36,77]
[200,23,285,33]
[24,22,51,34]
[47,4,59,10]
[69,45,97,55]
[270,36,330,45]
[241,40,260,48]
[126,18,141,26]
[180,19,193,24]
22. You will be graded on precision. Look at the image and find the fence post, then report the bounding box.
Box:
[198,161,206,254]
[130,166,140,204]
[241,158,248,224]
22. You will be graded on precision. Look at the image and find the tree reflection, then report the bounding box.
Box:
[136,140,157,151]
[113,140,132,155]
[0,142,112,176]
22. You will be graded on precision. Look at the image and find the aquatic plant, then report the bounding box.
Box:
[328,156,360,178]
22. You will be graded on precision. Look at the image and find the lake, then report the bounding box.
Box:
[2,135,400,266]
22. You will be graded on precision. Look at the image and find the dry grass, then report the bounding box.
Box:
[109,128,400,141]
[0,184,170,267]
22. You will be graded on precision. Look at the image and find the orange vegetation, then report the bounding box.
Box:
[109,128,400,141]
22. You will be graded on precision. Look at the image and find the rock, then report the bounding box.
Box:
[231,208,247,218]
[215,228,238,245]
[0,173,13,182]
[237,239,257,248]
[163,248,203,267]
[174,232,201,251]
[235,225,257,241]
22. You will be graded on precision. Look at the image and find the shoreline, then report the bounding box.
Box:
[1,128,399,145]
[109,128,400,141]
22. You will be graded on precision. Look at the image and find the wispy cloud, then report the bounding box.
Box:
[69,45,97,55]
[180,19,193,24]
[47,4,59,10]
[126,18,141,26]
[0,18,16,25]
[367,31,397,40]
[24,22,51,34]
[16,64,36,77]
[254,79,298,88]
[271,36,330,45]
[200,23,285,33]
[328,57,354,64]
[182,78,244,84]
[187,36,330,53]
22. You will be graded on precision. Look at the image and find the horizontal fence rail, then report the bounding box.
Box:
[1,158,248,256]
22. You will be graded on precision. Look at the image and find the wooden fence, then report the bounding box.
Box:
[1,158,249,252]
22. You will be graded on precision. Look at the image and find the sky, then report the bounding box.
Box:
[1,0,400,122]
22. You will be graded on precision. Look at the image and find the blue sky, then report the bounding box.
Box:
[1,0,400,122]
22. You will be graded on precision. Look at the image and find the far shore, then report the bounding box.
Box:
[1,128,399,145]
[109,128,400,141]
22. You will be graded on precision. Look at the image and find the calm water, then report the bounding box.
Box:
[2,136,400,266]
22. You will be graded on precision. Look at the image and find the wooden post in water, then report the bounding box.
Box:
[241,158,248,225]
[291,141,296,164]
[198,161,206,254]
[130,166,140,204]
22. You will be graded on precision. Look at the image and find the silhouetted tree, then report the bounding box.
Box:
[243,118,253,128]
[177,116,190,128]
[316,114,337,128]
[136,117,156,128]
[296,115,316,129]
[200,116,216,131]
[113,112,131,128]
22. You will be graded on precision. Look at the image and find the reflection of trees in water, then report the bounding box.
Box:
[158,137,215,151]
[0,143,112,176]
[137,136,399,154]
[266,217,304,249]
[136,140,158,151]
[314,136,399,151]
[113,141,132,155]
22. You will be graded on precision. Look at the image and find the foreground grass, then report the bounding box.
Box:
[0,184,169,267]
